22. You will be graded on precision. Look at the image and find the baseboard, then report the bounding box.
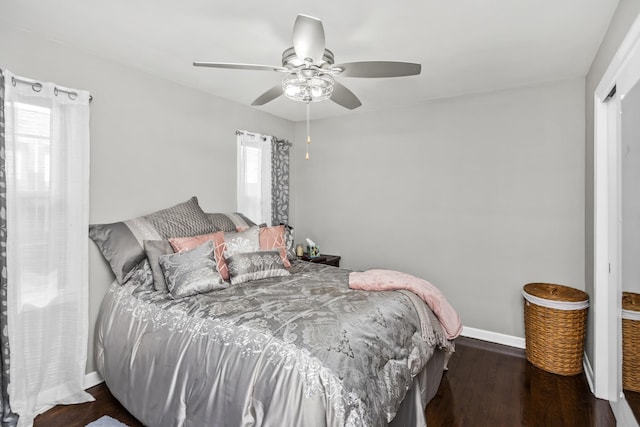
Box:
[611,397,640,427]
[583,352,595,395]
[461,326,526,349]
[83,371,104,390]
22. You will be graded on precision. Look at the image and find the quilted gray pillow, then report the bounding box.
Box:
[207,212,256,232]
[159,240,227,299]
[226,250,290,285]
[89,196,217,284]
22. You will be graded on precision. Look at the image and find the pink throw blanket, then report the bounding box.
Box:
[349,269,463,340]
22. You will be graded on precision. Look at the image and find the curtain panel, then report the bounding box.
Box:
[0,70,19,427]
[4,70,93,427]
[271,137,290,226]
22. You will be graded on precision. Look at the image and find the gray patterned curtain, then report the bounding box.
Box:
[271,137,290,226]
[0,70,19,427]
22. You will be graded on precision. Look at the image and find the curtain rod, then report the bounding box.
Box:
[11,75,93,102]
[236,129,266,140]
[235,129,292,146]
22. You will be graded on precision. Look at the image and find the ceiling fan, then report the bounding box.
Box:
[193,14,421,110]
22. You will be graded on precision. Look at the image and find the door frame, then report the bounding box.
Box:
[594,13,640,420]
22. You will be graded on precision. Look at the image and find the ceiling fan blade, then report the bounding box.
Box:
[330,82,362,110]
[332,61,421,78]
[251,85,284,106]
[292,14,326,63]
[193,62,288,72]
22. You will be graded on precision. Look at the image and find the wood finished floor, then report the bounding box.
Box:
[625,389,640,422]
[425,337,615,426]
[34,337,615,427]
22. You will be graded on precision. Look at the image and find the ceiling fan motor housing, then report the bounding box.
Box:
[281,47,335,69]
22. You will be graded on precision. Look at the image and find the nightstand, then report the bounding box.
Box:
[300,254,341,267]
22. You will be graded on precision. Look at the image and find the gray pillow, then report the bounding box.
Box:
[89,221,151,284]
[89,196,216,284]
[159,240,227,299]
[282,224,296,261]
[143,240,174,293]
[226,250,290,285]
[207,212,256,232]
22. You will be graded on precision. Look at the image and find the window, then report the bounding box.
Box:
[6,102,57,307]
[237,132,272,224]
[236,130,290,227]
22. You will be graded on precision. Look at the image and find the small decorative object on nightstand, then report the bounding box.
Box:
[305,238,320,258]
[307,245,320,258]
[300,253,341,267]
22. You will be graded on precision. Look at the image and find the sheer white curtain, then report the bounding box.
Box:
[237,131,272,225]
[4,71,92,427]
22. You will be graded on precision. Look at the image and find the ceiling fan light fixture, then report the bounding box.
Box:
[282,71,334,103]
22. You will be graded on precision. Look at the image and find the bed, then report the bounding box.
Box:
[90,198,456,426]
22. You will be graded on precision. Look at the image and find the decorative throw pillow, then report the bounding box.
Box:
[145,197,218,239]
[158,240,227,299]
[89,196,217,284]
[258,225,291,268]
[281,224,296,261]
[207,212,256,232]
[223,226,260,259]
[169,231,228,280]
[143,240,174,293]
[226,250,290,285]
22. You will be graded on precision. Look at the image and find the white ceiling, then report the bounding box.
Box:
[1,0,619,122]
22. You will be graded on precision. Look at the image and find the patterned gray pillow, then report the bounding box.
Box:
[207,212,256,232]
[143,240,174,293]
[223,226,260,259]
[226,250,290,285]
[89,196,217,284]
[158,240,227,299]
[282,224,296,261]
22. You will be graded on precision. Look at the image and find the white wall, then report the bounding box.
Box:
[585,0,640,367]
[293,79,585,339]
[0,26,294,373]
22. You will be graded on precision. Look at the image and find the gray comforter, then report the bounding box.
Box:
[95,261,452,427]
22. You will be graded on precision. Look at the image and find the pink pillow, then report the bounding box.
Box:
[259,225,291,268]
[169,231,229,280]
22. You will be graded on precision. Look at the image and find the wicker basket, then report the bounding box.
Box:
[523,283,589,376]
[623,292,640,392]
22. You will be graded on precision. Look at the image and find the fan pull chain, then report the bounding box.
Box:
[306,101,311,160]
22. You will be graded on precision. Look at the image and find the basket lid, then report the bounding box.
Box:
[622,292,640,312]
[523,283,588,303]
